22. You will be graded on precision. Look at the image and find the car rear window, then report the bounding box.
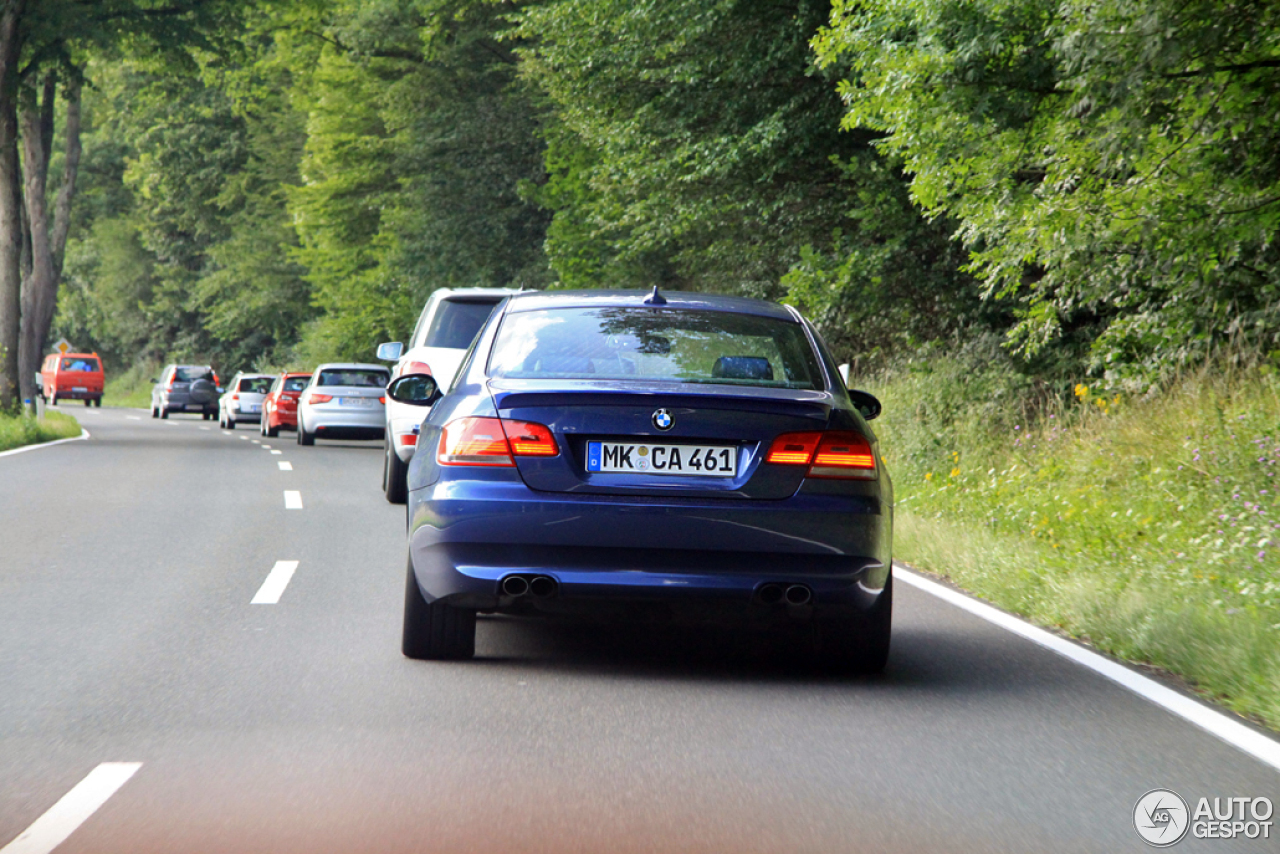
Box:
[61,358,99,372]
[316,369,389,388]
[488,307,823,389]
[283,376,310,392]
[238,377,272,394]
[420,299,502,350]
[175,366,212,381]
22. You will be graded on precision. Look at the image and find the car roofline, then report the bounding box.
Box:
[502,289,798,321]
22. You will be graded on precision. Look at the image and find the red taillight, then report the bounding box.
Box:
[166,375,174,390]
[397,433,417,447]
[231,393,240,402]
[437,417,559,466]
[765,430,876,479]
[308,393,333,404]
[396,360,433,378]
[379,396,386,405]
[438,417,514,466]
[765,432,822,465]
[501,420,558,457]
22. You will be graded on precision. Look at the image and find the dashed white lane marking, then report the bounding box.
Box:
[126,416,141,420]
[251,560,299,605]
[0,430,90,460]
[278,461,292,470]
[199,426,210,431]
[270,450,282,455]
[222,431,232,436]
[239,436,249,441]
[284,490,303,509]
[0,762,142,854]
[262,444,272,449]
[251,439,260,445]
[896,564,1280,774]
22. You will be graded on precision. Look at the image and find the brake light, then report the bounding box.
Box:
[438,417,514,466]
[397,434,417,447]
[231,394,240,402]
[379,396,386,405]
[308,393,333,404]
[166,374,174,391]
[396,360,433,378]
[765,430,876,479]
[765,432,821,465]
[501,420,558,456]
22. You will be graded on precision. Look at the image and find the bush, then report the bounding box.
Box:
[0,410,82,452]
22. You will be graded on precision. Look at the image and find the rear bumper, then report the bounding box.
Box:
[51,389,101,400]
[408,480,891,617]
[302,404,385,432]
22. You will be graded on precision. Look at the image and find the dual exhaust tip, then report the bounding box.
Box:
[757,583,812,606]
[501,574,558,598]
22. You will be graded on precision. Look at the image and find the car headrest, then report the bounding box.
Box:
[711,356,774,381]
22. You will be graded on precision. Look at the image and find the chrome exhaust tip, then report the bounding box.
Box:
[784,584,812,606]
[529,575,558,598]
[501,575,530,597]
[758,583,785,605]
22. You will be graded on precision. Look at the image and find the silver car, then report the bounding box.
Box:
[218,372,273,429]
[296,363,390,446]
[151,364,221,420]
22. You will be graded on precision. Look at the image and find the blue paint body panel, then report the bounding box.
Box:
[405,290,893,624]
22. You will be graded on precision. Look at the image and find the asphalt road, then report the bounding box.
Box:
[2,406,1277,853]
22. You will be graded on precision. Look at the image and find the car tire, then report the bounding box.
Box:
[151,403,158,419]
[384,436,409,504]
[160,406,168,419]
[94,397,101,407]
[813,574,892,674]
[264,413,278,438]
[84,399,91,407]
[402,559,476,660]
[297,418,314,446]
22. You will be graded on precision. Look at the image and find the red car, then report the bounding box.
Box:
[260,372,311,437]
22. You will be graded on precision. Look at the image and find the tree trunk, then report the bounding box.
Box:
[18,75,55,406]
[0,0,23,411]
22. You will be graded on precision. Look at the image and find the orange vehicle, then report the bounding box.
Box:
[40,352,105,407]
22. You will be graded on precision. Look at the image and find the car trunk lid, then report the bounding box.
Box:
[490,379,834,499]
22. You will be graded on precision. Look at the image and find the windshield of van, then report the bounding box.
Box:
[420,299,501,350]
[488,307,823,389]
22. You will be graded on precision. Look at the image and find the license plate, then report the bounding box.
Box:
[339,397,376,407]
[586,441,736,477]
[72,387,87,392]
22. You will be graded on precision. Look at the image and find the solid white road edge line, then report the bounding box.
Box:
[0,429,89,460]
[277,461,292,470]
[0,762,141,854]
[894,563,1280,774]
[284,490,302,509]
[251,560,299,605]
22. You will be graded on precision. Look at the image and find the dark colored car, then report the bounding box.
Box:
[151,364,220,419]
[260,372,311,437]
[390,290,893,670]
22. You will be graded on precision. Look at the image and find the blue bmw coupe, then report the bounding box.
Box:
[386,289,893,670]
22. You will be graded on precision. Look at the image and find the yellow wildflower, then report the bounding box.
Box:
[950,467,960,478]
[1074,383,1088,399]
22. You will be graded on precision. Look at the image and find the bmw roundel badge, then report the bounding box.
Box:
[652,408,674,431]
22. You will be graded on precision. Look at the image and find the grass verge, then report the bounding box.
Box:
[104,360,159,408]
[0,410,82,453]
[868,351,1280,728]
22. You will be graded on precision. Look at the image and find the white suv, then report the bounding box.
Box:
[377,288,520,502]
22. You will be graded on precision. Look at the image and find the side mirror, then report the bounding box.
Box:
[386,373,440,407]
[377,341,404,361]
[849,390,882,421]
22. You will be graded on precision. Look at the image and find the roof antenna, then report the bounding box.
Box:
[643,285,667,305]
